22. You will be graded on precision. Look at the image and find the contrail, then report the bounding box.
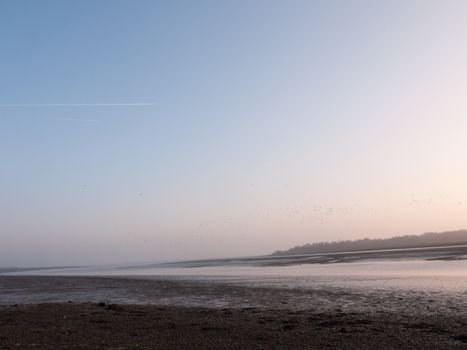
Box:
[0,103,157,107]
[55,117,100,122]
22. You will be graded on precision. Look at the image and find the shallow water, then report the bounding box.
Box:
[4,244,467,308]
[2,257,467,313]
[4,258,467,294]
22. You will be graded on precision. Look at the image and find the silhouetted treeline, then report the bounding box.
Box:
[272,230,467,256]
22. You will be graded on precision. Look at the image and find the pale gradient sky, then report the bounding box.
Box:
[1,1,467,266]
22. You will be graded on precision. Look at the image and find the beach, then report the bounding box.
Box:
[2,302,467,350]
[1,275,467,349]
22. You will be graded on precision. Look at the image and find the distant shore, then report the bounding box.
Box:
[135,243,467,269]
[3,244,467,275]
[1,276,467,349]
[272,230,467,256]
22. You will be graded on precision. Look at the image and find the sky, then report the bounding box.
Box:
[1,0,467,267]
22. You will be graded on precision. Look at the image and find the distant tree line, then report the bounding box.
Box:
[272,230,467,256]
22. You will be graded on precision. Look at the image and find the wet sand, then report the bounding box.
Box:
[1,276,467,349]
[2,302,467,350]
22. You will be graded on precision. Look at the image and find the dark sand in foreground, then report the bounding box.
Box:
[2,303,467,350]
[1,276,467,349]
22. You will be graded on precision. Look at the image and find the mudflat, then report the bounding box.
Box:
[1,276,467,349]
[1,302,467,349]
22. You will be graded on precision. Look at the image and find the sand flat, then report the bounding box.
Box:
[1,276,467,349]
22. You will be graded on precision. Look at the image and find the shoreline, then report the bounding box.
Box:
[1,276,467,349]
[1,302,467,349]
[3,244,467,275]
[2,275,467,312]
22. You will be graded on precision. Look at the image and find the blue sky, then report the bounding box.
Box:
[1,1,467,266]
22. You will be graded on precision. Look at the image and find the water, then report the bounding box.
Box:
[4,258,467,293]
[3,244,467,309]
[2,257,467,311]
